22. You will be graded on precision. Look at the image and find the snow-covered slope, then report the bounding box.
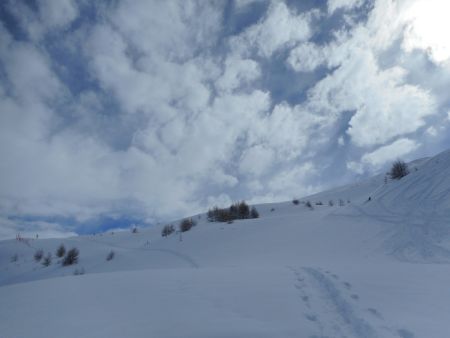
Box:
[1,150,450,338]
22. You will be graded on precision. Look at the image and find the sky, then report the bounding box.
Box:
[1,0,450,239]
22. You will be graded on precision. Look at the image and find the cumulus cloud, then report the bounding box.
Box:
[230,2,314,58]
[216,57,261,93]
[328,0,364,15]
[288,42,329,72]
[6,0,78,41]
[361,138,420,168]
[1,0,449,238]
[347,138,419,174]
[239,145,275,177]
[302,1,438,147]
[402,0,450,63]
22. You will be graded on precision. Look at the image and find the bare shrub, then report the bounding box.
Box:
[73,267,85,275]
[162,224,175,237]
[106,250,115,261]
[315,201,323,205]
[328,200,334,206]
[42,253,52,267]
[339,199,345,206]
[63,248,79,266]
[390,160,409,180]
[292,199,300,205]
[179,218,196,232]
[131,226,139,233]
[305,201,313,209]
[250,206,259,218]
[34,249,44,262]
[10,254,18,262]
[56,244,66,258]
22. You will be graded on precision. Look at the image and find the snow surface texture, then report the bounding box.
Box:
[1,150,450,338]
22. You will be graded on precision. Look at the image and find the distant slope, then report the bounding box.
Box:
[2,150,450,338]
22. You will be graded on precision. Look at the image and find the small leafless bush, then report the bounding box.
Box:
[390,160,409,180]
[63,248,79,266]
[42,253,52,267]
[56,244,66,258]
[161,224,175,237]
[34,249,44,262]
[106,250,115,261]
[179,218,196,232]
[73,267,85,275]
[250,206,259,218]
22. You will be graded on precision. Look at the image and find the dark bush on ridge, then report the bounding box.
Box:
[161,224,175,237]
[63,248,79,266]
[250,206,259,218]
[179,218,196,232]
[390,160,409,180]
[207,201,259,223]
[42,253,52,267]
[34,249,44,262]
[56,244,66,258]
[106,250,115,261]
[292,199,300,205]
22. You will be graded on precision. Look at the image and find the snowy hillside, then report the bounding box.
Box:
[1,150,450,338]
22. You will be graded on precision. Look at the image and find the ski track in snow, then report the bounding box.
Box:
[289,267,415,338]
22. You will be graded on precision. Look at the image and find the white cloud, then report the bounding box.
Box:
[288,42,329,72]
[234,0,267,11]
[239,145,275,177]
[231,2,313,58]
[350,138,420,172]
[216,57,261,93]
[426,127,438,137]
[206,193,232,209]
[266,162,317,199]
[328,0,364,15]
[0,217,77,240]
[248,102,328,161]
[402,0,450,63]
[37,0,78,29]
[6,0,78,41]
[304,2,437,147]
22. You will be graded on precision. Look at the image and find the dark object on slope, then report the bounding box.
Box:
[63,248,79,266]
[390,160,409,180]
[56,244,66,258]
